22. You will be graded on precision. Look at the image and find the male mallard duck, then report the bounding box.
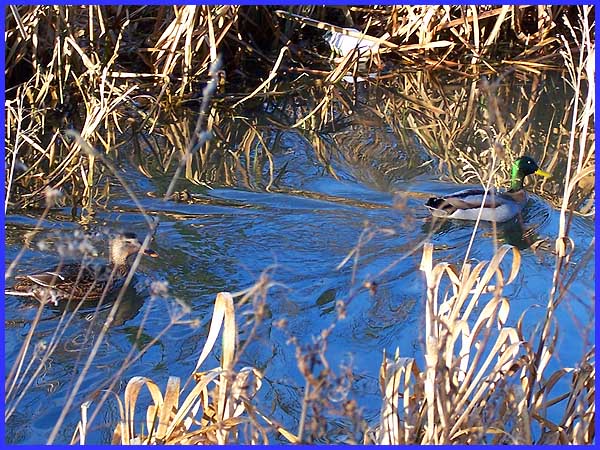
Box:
[6,232,158,304]
[425,156,550,222]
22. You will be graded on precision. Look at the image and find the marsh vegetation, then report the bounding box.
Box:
[4,5,595,444]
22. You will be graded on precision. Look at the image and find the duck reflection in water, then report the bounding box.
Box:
[424,208,548,251]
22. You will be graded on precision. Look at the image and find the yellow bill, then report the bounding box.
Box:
[535,168,550,178]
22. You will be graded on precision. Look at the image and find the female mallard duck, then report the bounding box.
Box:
[425,156,550,222]
[7,232,158,304]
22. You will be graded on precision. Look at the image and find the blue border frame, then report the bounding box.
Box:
[1,3,596,449]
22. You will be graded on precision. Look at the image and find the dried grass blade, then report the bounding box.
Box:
[190,297,223,373]
[170,370,220,436]
[155,376,180,440]
[378,352,404,444]
[482,6,510,50]
[123,376,164,443]
[252,407,299,443]
[232,46,289,109]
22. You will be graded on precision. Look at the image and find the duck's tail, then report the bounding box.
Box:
[425,197,453,217]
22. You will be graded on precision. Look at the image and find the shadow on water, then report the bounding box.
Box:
[53,284,147,328]
[6,282,146,328]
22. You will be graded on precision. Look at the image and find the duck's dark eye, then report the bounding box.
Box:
[122,232,137,239]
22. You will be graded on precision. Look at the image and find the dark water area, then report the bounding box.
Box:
[4,84,594,444]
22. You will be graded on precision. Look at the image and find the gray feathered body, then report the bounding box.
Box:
[425,188,527,222]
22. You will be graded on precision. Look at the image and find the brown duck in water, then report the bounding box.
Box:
[6,232,158,305]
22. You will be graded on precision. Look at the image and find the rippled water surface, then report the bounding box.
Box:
[4,123,594,444]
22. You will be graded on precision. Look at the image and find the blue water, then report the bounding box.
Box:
[4,126,594,444]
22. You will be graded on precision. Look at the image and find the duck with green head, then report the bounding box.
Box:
[425,156,550,222]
